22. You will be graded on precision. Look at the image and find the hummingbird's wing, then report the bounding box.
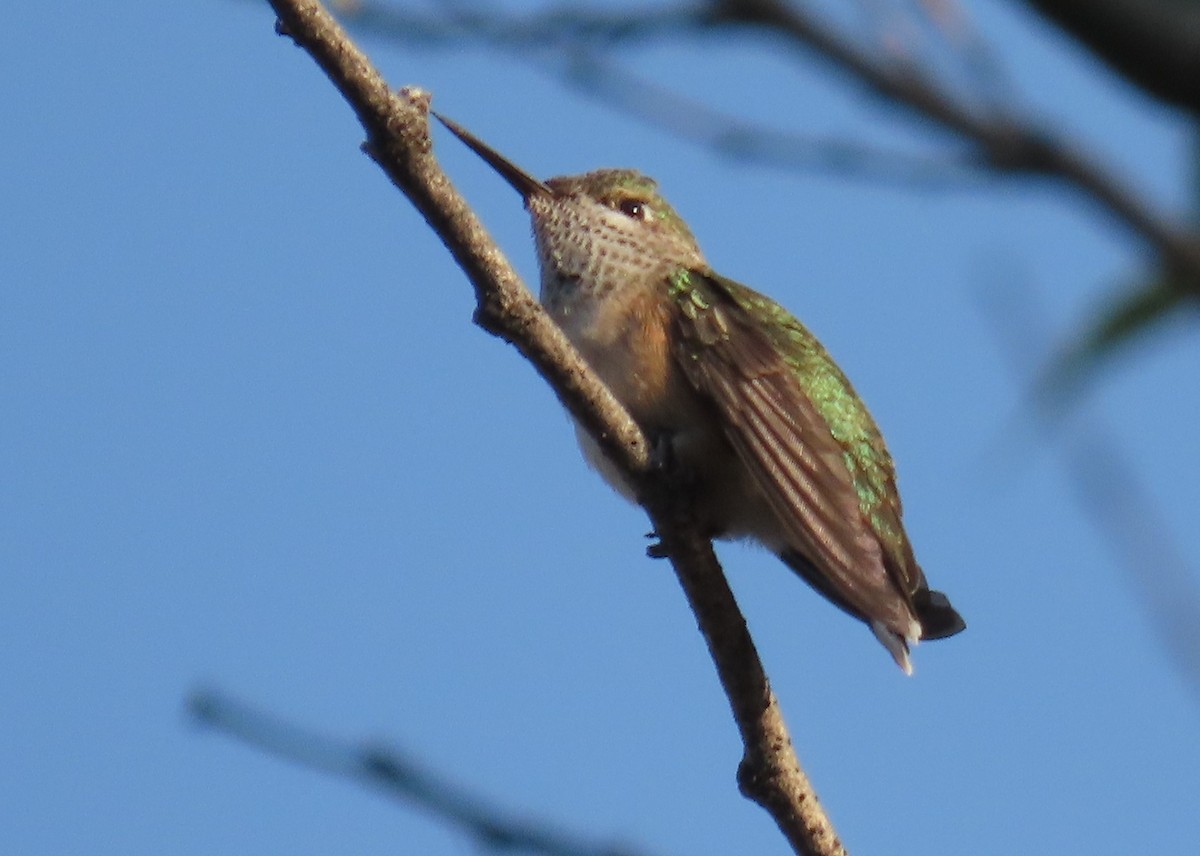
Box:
[668,269,924,642]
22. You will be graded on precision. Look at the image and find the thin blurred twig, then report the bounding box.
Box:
[189,690,648,856]
[560,51,986,187]
[981,281,1200,700]
[904,0,1013,106]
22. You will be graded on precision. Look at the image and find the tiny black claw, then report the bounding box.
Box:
[646,540,670,560]
[644,530,669,559]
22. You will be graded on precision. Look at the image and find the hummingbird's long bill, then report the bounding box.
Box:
[434,112,551,200]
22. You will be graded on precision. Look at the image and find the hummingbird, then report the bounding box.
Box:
[436,113,965,673]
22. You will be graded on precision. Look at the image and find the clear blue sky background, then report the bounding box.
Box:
[5,2,1200,854]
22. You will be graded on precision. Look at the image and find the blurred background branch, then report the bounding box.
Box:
[982,279,1200,700]
[190,690,650,856]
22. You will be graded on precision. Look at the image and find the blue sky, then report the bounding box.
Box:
[4,2,1200,854]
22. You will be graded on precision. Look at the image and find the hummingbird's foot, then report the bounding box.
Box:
[645,531,669,560]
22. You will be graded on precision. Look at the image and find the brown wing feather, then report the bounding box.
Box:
[669,275,919,637]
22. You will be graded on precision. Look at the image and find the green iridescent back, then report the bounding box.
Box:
[673,271,910,564]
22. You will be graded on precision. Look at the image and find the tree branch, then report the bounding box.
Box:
[264,1,844,853]
[188,690,649,856]
[559,51,986,188]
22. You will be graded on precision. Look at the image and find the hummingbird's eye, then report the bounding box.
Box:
[618,198,649,220]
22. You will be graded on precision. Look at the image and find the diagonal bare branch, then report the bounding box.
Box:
[189,690,649,856]
[559,51,986,188]
[260,1,846,852]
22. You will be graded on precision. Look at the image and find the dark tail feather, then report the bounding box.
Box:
[914,588,966,640]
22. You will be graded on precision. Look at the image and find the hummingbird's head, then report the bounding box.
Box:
[533,169,705,283]
[435,113,706,305]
